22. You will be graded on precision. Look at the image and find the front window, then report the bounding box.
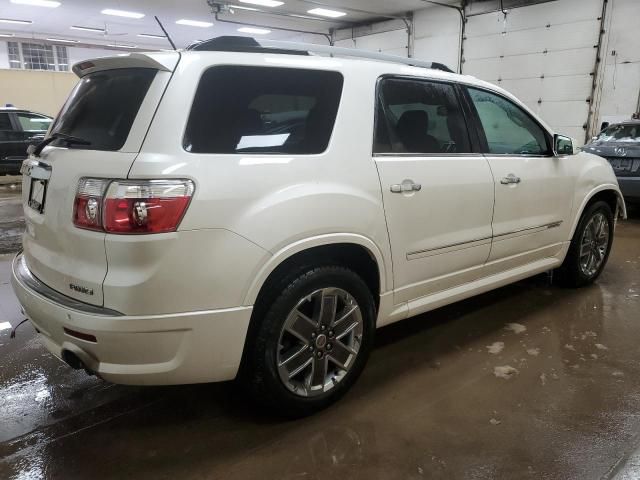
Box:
[468,87,550,155]
[50,68,156,151]
[597,124,640,142]
[183,66,344,154]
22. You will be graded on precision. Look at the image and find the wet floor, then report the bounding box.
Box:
[1,193,640,479]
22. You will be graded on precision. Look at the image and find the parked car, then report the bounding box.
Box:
[0,107,52,175]
[11,37,626,416]
[583,121,640,203]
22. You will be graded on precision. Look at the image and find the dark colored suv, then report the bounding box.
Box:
[583,121,640,203]
[0,107,52,175]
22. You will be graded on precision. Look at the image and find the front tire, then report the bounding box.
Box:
[242,265,376,417]
[555,200,614,287]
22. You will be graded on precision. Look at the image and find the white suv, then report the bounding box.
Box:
[12,37,626,415]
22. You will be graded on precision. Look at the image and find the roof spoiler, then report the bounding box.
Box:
[188,36,455,73]
[72,51,180,78]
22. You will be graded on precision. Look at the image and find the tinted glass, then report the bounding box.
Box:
[597,124,640,142]
[16,112,52,132]
[50,68,156,151]
[468,88,549,155]
[184,66,343,154]
[0,113,12,131]
[375,78,471,154]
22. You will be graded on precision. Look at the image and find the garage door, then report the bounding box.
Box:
[463,0,602,144]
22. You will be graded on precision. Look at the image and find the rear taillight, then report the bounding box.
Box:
[73,179,194,234]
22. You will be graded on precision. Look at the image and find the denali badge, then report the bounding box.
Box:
[69,283,94,296]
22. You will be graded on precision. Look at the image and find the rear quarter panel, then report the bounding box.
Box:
[124,53,393,311]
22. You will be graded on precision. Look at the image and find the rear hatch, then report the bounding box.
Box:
[21,52,179,306]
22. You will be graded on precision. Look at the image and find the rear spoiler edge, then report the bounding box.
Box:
[72,51,180,78]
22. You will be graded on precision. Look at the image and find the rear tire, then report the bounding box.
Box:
[241,265,376,418]
[555,200,614,287]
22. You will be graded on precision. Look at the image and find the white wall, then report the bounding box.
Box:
[591,0,640,134]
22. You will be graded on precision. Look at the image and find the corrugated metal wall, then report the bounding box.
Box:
[463,0,602,144]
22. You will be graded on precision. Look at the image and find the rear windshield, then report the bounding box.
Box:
[183,66,344,154]
[50,68,156,151]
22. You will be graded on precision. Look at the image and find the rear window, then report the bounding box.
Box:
[183,66,344,154]
[50,68,156,151]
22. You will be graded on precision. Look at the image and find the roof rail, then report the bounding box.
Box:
[187,36,455,73]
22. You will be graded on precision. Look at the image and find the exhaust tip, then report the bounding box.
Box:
[61,349,84,370]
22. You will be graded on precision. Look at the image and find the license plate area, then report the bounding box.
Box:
[28,177,48,213]
[21,159,52,214]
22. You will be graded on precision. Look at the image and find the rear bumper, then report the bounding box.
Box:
[11,253,252,385]
[618,177,640,201]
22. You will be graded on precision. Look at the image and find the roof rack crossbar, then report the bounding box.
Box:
[188,36,454,73]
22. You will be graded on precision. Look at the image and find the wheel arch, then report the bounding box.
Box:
[243,234,390,308]
[569,184,626,239]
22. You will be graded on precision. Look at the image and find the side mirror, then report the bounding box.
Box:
[554,134,577,155]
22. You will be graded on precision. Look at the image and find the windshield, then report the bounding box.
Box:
[49,68,156,151]
[597,124,640,142]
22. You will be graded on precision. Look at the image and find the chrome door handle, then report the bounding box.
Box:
[390,181,422,193]
[500,173,521,185]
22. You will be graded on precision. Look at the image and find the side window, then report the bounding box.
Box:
[375,78,471,154]
[183,66,343,154]
[0,113,12,131]
[467,88,549,155]
[16,112,52,132]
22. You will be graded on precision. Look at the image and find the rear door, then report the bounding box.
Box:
[21,53,179,306]
[464,86,574,267]
[0,112,26,162]
[373,77,495,305]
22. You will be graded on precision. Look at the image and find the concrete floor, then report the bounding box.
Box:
[1,182,640,479]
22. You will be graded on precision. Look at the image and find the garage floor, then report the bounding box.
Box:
[1,179,639,479]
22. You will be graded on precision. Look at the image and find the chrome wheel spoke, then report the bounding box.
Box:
[315,290,338,327]
[286,310,317,343]
[279,345,313,379]
[333,304,359,328]
[309,356,328,390]
[334,319,358,340]
[328,340,356,370]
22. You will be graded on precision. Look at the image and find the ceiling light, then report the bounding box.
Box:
[10,0,60,7]
[238,0,283,7]
[107,43,137,48]
[307,8,346,18]
[137,33,166,39]
[238,27,271,34]
[0,18,33,25]
[46,37,77,43]
[70,25,105,33]
[176,19,213,28]
[229,5,259,11]
[0,33,16,37]
[101,9,145,19]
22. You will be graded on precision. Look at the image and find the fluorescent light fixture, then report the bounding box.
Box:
[137,33,166,39]
[0,33,16,37]
[10,0,60,7]
[176,19,213,27]
[101,9,145,19]
[0,18,33,25]
[70,25,105,33]
[229,5,259,11]
[107,43,137,48]
[307,8,346,18]
[238,27,271,34]
[238,0,283,6]
[46,37,77,43]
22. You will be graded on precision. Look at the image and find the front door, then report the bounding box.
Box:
[373,77,495,305]
[465,87,574,267]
